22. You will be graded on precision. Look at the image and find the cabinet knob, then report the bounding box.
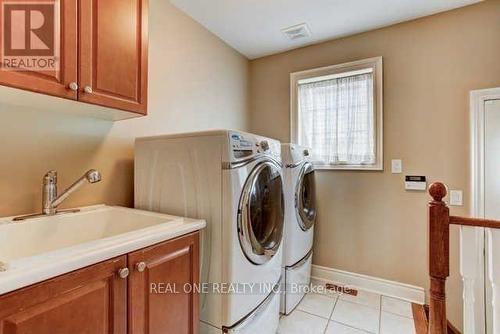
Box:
[68,82,78,91]
[136,262,147,273]
[118,267,130,279]
[83,86,93,94]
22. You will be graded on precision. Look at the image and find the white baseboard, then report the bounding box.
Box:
[311,265,425,304]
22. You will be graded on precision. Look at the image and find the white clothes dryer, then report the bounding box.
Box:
[280,144,317,315]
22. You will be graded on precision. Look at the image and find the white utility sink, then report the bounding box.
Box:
[0,205,205,295]
[0,206,178,262]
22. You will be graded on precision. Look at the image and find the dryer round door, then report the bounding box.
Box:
[295,162,317,231]
[238,160,284,265]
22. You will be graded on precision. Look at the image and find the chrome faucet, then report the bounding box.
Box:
[14,169,102,221]
[42,169,101,215]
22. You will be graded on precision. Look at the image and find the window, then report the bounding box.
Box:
[290,57,383,170]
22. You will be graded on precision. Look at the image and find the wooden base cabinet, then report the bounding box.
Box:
[0,256,127,334]
[129,232,199,334]
[0,232,199,334]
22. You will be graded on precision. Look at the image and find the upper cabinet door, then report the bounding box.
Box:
[0,0,78,99]
[79,0,148,114]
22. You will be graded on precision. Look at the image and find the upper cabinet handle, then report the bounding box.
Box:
[84,86,93,94]
[68,82,78,91]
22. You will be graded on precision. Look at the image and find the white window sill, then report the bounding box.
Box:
[313,163,383,171]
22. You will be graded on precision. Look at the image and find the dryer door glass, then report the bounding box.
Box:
[296,162,317,231]
[239,161,284,265]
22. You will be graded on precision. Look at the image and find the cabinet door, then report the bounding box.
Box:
[0,256,127,334]
[128,232,200,334]
[0,0,78,99]
[79,0,148,114]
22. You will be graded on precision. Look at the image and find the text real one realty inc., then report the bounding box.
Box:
[150,282,280,295]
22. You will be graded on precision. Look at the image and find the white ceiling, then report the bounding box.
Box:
[169,0,481,59]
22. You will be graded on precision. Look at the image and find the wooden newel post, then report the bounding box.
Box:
[428,182,450,334]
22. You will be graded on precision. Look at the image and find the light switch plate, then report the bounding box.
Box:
[450,190,463,206]
[391,159,402,174]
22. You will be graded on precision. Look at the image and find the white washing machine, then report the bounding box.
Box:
[281,144,317,315]
[135,130,284,333]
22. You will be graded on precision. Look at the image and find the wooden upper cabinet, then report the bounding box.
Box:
[0,0,148,117]
[128,233,200,334]
[78,0,148,114]
[0,0,78,99]
[0,256,128,334]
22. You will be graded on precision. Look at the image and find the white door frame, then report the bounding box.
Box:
[470,87,500,218]
[466,87,500,334]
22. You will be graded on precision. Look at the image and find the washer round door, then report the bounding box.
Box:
[295,162,317,231]
[238,160,285,265]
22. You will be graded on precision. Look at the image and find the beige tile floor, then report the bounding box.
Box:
[278,288,417,334]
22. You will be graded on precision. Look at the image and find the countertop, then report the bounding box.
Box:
[0,205,206,295]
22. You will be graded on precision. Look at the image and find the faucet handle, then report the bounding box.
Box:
[44,170,57,185]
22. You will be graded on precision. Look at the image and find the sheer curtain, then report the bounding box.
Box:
[298,73,375,165]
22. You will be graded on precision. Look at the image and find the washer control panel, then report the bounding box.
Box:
[230,132,255,159]
[229,132,280,161]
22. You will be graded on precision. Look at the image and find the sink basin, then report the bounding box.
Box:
[0,205,205,295]
[0,206,177,262]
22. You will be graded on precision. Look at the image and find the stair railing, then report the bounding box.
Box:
[428,182,500,334]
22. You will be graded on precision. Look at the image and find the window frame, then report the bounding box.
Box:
[290,56,384,171]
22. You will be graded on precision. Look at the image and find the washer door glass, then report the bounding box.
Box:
[296,162,317,231]
[239,160,284,265]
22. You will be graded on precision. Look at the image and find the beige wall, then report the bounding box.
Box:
[0,0,249,217]
[249,0,500,328]
[2,0,499,329]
